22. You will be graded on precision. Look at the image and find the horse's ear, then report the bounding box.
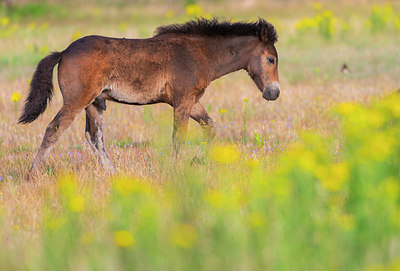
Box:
[258,19,278,44]
[260,24,268,43]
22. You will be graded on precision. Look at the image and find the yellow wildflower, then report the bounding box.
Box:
[118,22,128,33]
[315,163,349,192]
[295,18,317,31]
[336,102,358,116]
[359,133,395,162]
[0,17,10,27]
[40,22,49,30]
[379,178,399,200]
[219,108,227,115]
[113,176,149,196]
[186,4,203,17]
[71,31,83,42]
[204,190,241,210]
[114,230,135,248]
[28,22,36,30]
[312,2,322,11]
[58,174,77,196]
[204,190,226,209]
[92,7,101,17]
[11,92,22,102]
[165,10,175,19]
[209,144,240,164]
[367,109,385,128]
[69,195,85,212]
[80,232,95,245]
[40,45,48,54]
[170,223,198,249]
[337,213,355,231]
[247,212,267,227]
[395,16,400,31]
[46,217,65,230]
[341,22,350,32]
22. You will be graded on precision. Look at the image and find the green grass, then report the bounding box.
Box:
[2,94,400,270]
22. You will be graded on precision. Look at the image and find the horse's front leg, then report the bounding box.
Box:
[190,102,216,141]
[172,99,196,156]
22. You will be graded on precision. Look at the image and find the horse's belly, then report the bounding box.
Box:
[105,79,168,105]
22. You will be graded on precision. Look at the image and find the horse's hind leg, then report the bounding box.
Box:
[28,105,82,179]
[190,102,216,140]
[85,102,114,172]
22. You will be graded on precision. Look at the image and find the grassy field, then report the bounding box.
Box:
[0,0,400,270]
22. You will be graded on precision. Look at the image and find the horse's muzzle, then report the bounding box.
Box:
[263,82,280,101]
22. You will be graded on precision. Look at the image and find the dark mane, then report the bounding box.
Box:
[154,18,278,43]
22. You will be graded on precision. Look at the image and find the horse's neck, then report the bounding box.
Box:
[201,36,258,81]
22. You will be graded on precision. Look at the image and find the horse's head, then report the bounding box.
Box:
[247,20,279,101]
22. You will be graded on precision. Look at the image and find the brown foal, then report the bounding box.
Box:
[19,18,280,179]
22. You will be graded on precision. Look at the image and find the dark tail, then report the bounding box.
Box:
[18,52,62,124]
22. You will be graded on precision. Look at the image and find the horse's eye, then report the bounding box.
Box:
[267,57,275,65]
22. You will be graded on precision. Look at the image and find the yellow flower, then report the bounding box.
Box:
[40,45,48,54]
[367,109,385,128]
[336,102,358,116]
[395,16,400,31]
[321,10,333,19]
[13,225,20,230]
[40,22,49,30]
[0,17,10,27]
[204,190,241,210]
[200,141,207,145]
[186,4,203,17]
[69,195,85,212]
[46,217,66,230]
[170,223,198,249]
[58,174,77,196]
[243,98,249,102]
[337,213,355,231]
[204,190,226,209]
[219,108,227,115]
[165,10,175,19]
[92,7,101,17]
[295,17,317,31]
[71,31,83,42]
[209,144,240,164]
[298,150,317,172]
[80,232,95,245]
[247,212,267,227]
[118,22,128,33]
[28,22,36,30]
[359,133,395,162]
[379,178,399,200]
[341,22,350,32]
[312,2,322,10]
[114,230,135,248]
[383,94,400,117]
[11,92,22,102]
[113,176,149,196]
[315,163,349,192]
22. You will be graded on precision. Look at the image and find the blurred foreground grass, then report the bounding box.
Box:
[1,93,400,270]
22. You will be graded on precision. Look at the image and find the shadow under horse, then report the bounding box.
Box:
[19,18,280,180]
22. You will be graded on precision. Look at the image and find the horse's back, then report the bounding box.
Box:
[57,34,209,105]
